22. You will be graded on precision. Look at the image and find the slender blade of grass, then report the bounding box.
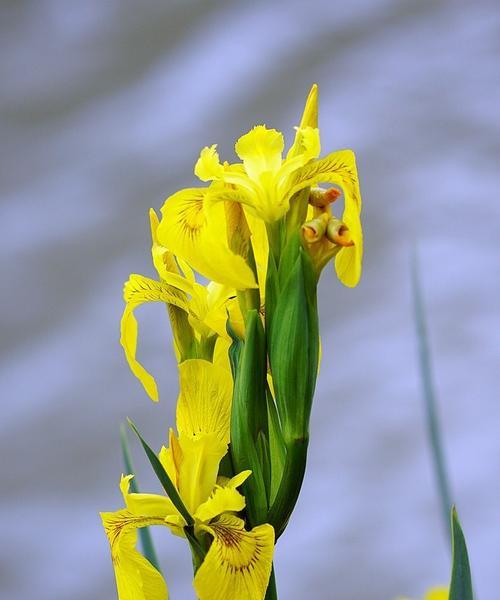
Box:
[127,418,194,526]
[411,248,453,538]
[119,424,161,571]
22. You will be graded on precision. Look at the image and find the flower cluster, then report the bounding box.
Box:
[101,85,363,599]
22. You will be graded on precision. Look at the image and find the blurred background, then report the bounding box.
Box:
[1,0,499,598]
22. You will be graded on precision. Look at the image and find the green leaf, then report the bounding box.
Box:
[449,507,474,600]
[119,424,161,572]
[266,385,286,505]
[411,248,452,537]
[269,247,319,443]
[127,418,193,527]
[226,314,243,380]
[230,309,269,525]
[184,525,207,573]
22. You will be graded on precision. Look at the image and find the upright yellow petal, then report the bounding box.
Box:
[195,145,225,181]
[176,432,228,514]
[235,125,284,180]
[287,84,319,159]
[157,189,257,290]
[101,509,168,600]
[120,274,189,401]
[176,359,233,445]
[194,514,275,600]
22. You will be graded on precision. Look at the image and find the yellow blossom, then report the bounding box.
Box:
[120,210,243,401]
[157,84,363,288]
[101,359,275,600]
[397,586,449,600]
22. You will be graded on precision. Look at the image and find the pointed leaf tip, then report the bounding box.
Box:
[449,506,474,600]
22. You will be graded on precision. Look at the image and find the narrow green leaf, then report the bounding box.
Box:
[226,314,243,380]
[266,385,286,505]
[184,525,207,574]
[119,424,161,572]
[230,309,269,525]
[127,418,193,527]
[411,248,453,537]
[449,507,474,600]
[264,564,278,600]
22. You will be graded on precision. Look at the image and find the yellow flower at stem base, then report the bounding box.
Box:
[101,359,275,600]
[397,586,449,600]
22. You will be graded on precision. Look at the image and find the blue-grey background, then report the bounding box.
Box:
[1,1,499,598]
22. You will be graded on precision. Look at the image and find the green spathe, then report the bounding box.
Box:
[230,309,269,526]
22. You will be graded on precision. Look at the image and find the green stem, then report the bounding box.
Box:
[266,220,282,266]
[265,565,278,600]
[411,248,453,539]
[267,437,308,539]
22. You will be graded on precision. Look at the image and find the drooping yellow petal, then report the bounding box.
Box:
[194,470,251,523]
[176,359,233,445]
[120,474,177,518]
[120,274,189,401]
[287,149,363,287]
[157,189,257,290]
[101,509,168,600]
[235,125,284,180]
[194,514,275,600]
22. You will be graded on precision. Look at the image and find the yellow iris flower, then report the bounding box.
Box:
[101,359,275,600]
[120,209,243,401]
[156,84,363,289]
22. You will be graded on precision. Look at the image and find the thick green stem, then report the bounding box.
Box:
[266,220,282,266]
[267,437,308,539]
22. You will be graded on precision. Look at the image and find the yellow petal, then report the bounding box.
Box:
[287,84,319,159]
[425,588,449,600]
[245,208,269,300]
[120,274,189,401]
[299,83,318,130]
[226,469,252,489]
[195,145,225,181]
[101,509,168,600]
[194,483,246,523]
[120,474,177,518]
[194,514,275,600]
[176,359,233,445]
[157,189,257,290]
[288,149,363,287]
[177,432,228,514]
[235,125,284,181]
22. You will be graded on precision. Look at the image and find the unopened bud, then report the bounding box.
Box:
[326,218,354,247]
[302,213,329,243]
[309,186,341,208]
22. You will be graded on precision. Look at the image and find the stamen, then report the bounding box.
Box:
[301,213,329,243]
[309,186,341,208]
[326,218,354,247]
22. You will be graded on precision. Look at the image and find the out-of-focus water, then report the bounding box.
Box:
[1,1,499,598]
